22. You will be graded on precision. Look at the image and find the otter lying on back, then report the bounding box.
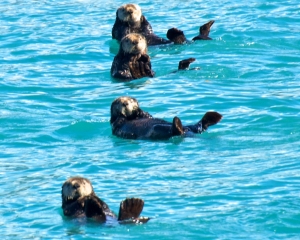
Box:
[111,33,196,80]
[112,3,187,45]
[110,96,222,140]
[61,176,149,224]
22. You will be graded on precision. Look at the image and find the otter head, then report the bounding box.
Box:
[117,4,142,25]
[121,33,147,55]
[62,177,94,206]
[110,96,140,123]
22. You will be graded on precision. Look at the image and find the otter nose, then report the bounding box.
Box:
[132,40,138,45]
[128,9,133,14]
[73,183,80,189]
[122,101,129,107]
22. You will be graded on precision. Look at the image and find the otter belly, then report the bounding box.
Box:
[113,118,194,140]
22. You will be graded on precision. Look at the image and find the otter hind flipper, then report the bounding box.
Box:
[118,198,149,223]
[172,116,184,136]
[192,20,215,41]
[167,28,187,44]
[200,20,215,37]
[178,58,196,70]
[201,111,222,131]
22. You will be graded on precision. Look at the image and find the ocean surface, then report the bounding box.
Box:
[1,0,300,239]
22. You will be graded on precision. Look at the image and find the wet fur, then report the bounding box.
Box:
[112,4,181,45]
[111,33,155,80]
[61,176,149,223]
[192,20,215,41]
[110,96,222,140]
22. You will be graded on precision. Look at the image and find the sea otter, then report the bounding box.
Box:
[111,33,196,80]
[110,96,222,140]
[112,3,187,45]
[61,177,149,224]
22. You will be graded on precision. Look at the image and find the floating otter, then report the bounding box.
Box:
[112,3,187,45]
[111,33,196,80]
[110,96,222,140]
[62,177,149,224]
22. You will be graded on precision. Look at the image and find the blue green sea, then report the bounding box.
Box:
[1,0,300,239]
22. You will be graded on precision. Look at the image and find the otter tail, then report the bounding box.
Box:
[200,111,222,131]
[167,28,187,44]
[118,198,150,223]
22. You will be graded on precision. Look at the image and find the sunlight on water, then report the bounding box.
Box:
[1,0,300,239]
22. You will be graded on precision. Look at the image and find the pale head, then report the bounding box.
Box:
[111,96,139,120]
[117,3,142,24]
[62,177,93,202]
[121,33,147,55]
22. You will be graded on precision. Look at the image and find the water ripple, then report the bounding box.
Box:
[1,0,300,239]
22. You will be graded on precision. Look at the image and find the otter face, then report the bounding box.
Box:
[111,96,139,120]
[121,33,147,55]
[117,4,142,24]
[62,177,93,204]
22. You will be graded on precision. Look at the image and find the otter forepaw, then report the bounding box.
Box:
[139,54,150,63]
[84,196,106,221]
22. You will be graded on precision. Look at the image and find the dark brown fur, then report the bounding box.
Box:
[110,96,222,140]
[61,177,149,223]
[111,33,155,80]
[111,33,198,80]
[112,4,188,45]
[167,28,188,44]
[112,15,172,46]
[178,58,196,70]
[192,20,215,41]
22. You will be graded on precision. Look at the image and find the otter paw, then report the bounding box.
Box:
[84,196,106,221]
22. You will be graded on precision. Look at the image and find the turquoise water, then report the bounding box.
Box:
[1,0,300,238]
